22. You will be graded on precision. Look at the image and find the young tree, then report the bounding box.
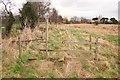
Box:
[0,0,15,37]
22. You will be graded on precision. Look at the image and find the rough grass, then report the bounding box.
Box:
[104,35,119,45]
[2,24,119,78]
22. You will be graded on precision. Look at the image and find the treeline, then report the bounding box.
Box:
[1,0,63,37]
[92,17,118,25]
[62,16,119,24]
[1,0,119,38]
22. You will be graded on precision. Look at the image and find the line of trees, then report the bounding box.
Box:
[19,1,63,30]
[0,0,119,38]
[63,16,119,24]
[92,17,118,25]
[1,0,63,38]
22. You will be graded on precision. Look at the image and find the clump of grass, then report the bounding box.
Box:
[109,35,119,45]
[11,63,24,74]
[2,49,8,55]
[48,72,57,78]
[96,73,104,78]
[103,35,119,45]
[17,50,31,64]
[49,43,63,50]
[12,24,22,30]
[72,72,79,79]
[81,62,90,71]
[35,53,46,60]
[71,29,85,42]
[3,60,39,78]
[29,43,36,50]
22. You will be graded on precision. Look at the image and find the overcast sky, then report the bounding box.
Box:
[51,0,119,19]
[1,0,120,19]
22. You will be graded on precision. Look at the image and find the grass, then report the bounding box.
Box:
[2,49,8,55]
[49,43,63,50]
[71,29,85,42]
[81,62,90,71]
[2,24,119,78]
[29,43,36,50]
[3,61,39,78]
[71,72,79,79]
[48,72,58,78]
[105,35,119,45]
[2,49,40,78]
[49,28,68,50]
[12,24,22,30]
[96,73,104,78]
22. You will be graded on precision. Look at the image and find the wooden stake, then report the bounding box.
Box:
[89,35,92,52]
[18,36,21,59]
[95,37,99,59]
[46,18,49,56]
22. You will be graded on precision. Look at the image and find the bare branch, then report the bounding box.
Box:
[1,0,9,14]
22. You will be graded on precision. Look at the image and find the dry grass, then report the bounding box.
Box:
[2,24,119,78]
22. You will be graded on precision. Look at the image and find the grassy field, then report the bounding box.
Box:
[2,23,119,78]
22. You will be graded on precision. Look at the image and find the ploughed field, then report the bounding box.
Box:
[2,24,119,78]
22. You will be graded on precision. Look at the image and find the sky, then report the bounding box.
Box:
[0,0,120,20]
[51,0,119,19]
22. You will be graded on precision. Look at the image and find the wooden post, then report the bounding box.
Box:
[89,35,92,52]
[18,36,21,59]
[46,18,49,56]
[56,15,58,28]
[95,37,99,59]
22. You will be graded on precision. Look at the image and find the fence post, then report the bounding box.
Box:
[46,18,49,56]
[18,36,21,59]
[95,37,99,59]
[89,35,92,53]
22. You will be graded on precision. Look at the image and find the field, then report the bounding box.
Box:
[2,23,119,78]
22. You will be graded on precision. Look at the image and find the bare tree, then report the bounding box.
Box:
[29,0,51,22]
[49,8,58,23]
[80,17,90,23]
[0,0,15,37]
[57,15,63,23]
[70,16,80,24]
